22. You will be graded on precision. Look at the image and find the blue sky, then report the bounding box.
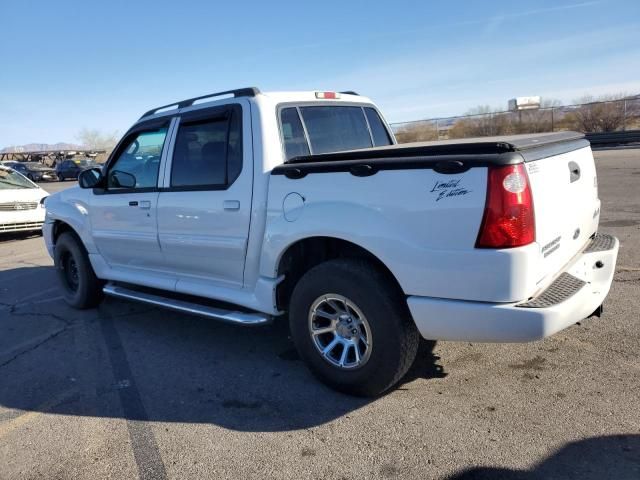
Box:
[1,0,639,147]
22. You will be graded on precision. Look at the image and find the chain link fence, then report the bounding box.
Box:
[390,96,640,143]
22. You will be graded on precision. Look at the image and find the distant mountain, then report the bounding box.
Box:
[1,142,86,153]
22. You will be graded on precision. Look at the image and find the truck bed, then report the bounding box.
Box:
[273,131,588,178]
[268,129,600,307]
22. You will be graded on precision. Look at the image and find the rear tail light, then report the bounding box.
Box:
[476,163,535,248]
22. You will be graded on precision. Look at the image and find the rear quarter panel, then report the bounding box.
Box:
[259,167,541,302]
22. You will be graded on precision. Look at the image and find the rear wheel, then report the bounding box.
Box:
[57,173,65,181]
[54,232,104,309]
[289,259,419,397]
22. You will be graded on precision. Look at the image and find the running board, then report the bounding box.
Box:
[103,283,270,326]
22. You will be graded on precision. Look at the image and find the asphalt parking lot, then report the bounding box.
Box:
[1,149,638,480]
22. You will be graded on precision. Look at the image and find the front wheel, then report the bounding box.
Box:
[54,232,104,309]
[289,259,419,397]
[57,173,65,181]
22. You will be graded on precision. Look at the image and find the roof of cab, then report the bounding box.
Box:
[138,88,371,122]
[258,90,366,103]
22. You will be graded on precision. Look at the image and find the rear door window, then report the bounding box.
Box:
[170,105,243,189]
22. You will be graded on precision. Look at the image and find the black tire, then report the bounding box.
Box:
[27,173,35,181]
[54,232,104,309]
[58,173,65,181]
[289,259,419,397]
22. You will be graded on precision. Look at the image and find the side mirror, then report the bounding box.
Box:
[110,170,136,189]
[78,168,103,188]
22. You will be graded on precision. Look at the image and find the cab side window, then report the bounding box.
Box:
[107,127,168,189]
[170,105,243,189]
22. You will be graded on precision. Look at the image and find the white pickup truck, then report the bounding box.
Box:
[43,88,619,396]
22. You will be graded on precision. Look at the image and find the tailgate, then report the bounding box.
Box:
[526,146,600,288]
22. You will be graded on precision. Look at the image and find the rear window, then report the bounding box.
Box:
[281,108,310,160]
[364,107,391,146]
[279,105,392,160]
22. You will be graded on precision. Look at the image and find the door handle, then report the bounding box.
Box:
[128,201,138,206]
[223,200,241,211]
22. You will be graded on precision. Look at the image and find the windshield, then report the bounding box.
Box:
[0,168,36,189]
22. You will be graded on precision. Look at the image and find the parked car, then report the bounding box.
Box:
[0,165,48,233]
[1,161,56,182]
[42,88,619,396]
[56,158,100,181]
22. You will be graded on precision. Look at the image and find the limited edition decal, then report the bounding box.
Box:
[430,179,472,202]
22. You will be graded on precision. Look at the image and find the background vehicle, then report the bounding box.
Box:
[55,158,100,181]
[42,88,618,396]
[0,165,48,233]
[1,161,56,182]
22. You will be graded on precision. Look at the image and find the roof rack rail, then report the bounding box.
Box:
[140,87,260,119]
[339,90,359,96]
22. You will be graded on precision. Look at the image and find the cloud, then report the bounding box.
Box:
[484,1,603,34]
[308,23,640,122]
[245,1,605,59]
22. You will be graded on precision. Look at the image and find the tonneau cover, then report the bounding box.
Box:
[285,131,586,165]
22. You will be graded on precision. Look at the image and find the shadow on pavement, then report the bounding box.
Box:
[446,434,640,480]
[0,231,43,243]
[0,264,446,432]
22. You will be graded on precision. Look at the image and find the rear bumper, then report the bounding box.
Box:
[407,234,619,342]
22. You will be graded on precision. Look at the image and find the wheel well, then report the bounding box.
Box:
[276,237,404,312]
[52,221,79,245]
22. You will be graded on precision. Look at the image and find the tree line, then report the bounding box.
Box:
[394,93,639,143]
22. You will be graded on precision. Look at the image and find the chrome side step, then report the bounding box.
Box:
[103,283,271,326]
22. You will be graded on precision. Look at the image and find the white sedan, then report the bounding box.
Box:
[0,165,48,233]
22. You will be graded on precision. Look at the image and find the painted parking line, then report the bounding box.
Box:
[0,266,51,284]
[616,266,640,272]
[0,286,61,311]
[13,295,64,309]
[16,286,59,303]
[0,388,79,440]
[0,326,67,368]
[98,307,168,480]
